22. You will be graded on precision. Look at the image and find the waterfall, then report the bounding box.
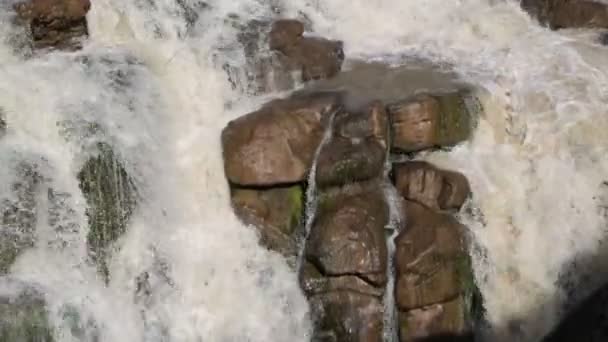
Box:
[2,0,608,341]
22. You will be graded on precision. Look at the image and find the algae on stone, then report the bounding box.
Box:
[77,143,136,281]
[0,289,53,342]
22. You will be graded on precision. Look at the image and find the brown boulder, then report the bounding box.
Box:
[310,291,384,342]
[394,201,466,311]
[305,184,389,286]
[522,0,608,29]
[269,19,344,81]
[231,185,303,261]
[222,91,342,186]
[394,161,471,211]
[14,0,90,50]
[388,92,474,152]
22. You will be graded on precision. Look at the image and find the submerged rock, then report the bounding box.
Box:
[13,0,90,50]
[231,185,304,261]
[388,92,475,153]
[222,91,342,186]
[0,163,41,274]
[77,143,136,280]
[522,0,608,29]
[394,161,471,211]
[0,287,53,342]
[269,19,344,82]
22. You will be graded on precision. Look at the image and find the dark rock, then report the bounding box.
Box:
[310,291,384,342]
[522,0,608,29]
[0,111,6,138]
[394,161,471,211]
[306,183,389,286]
[315,102,389,188]
[77,143,137,280]
[222,91,342,186]
[14,0,90,50]
[388,92,475,153]
[231,185,304,261]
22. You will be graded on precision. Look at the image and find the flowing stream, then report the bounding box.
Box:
[2,0,608,341]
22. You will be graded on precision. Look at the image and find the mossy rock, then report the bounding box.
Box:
[435,91,475,146]
[456,253,485,327]
[77,143,137,281]
[0,289,53,342]
[231,185,304,261]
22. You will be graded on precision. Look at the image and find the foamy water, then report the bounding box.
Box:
[1,0,608,341]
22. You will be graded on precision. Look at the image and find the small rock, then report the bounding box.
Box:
[222,91,342,186]
[394,161,471,211]
[388,92,474,152]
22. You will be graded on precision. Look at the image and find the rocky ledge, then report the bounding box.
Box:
[222,17,483,341]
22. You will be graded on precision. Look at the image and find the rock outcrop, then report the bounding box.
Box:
[14,0,91,50]
[220,53,483,341]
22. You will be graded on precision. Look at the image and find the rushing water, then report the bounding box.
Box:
[2,0,608,341]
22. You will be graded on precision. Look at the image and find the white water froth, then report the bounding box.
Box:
[1,0,608,341]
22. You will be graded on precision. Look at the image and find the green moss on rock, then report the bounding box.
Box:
[435,91,474,146]
[77,143,136,281]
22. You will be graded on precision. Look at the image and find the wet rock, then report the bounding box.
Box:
[394,161,471,211]
[231,185,304,261]
[300,261,385,298]
[222,91,342,186]
[395,201,478,340]
[77,143,137,280]
[522,0,608,29]
[306,183,389,286]
[309,291,384,342]
[0,163,41,274]
[269,19,344,81]
[315,102,389,188]
[398,297,469,341]
[388,92,474,153]
[0,287,53,342]
[14,0,90,50]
